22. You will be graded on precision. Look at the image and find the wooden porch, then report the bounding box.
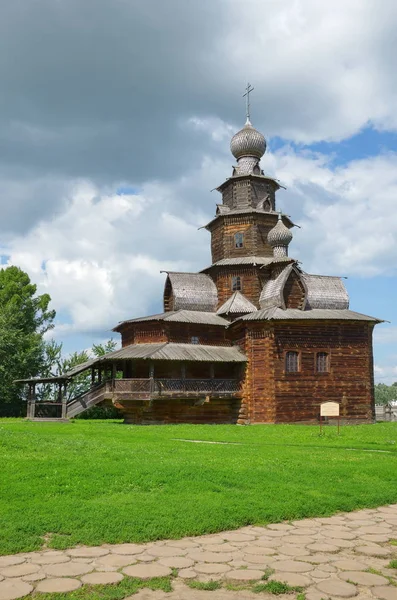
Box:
[25,376,242,420]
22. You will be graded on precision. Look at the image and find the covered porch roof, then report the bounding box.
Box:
[15,343,247,385]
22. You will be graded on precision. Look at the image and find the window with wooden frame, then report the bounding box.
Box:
[231,275,242,291]
[191,336,199,345]
[285,351,300,373]
[234,232,244,248]
[316,352,329,373]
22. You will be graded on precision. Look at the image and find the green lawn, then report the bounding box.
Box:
[1,419,397,556]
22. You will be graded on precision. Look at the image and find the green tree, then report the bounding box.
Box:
[374,383,397,406]
[0,266,55,416]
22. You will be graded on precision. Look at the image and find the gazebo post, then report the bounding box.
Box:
[31,383,36,419]
[27,384,32,419]
[149,361,155,395]
[60,382,67,419]
[181,362,186,393]
[91,368,95,386]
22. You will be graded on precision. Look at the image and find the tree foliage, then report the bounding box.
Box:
[374,383,397,406]
[0,267,55,416]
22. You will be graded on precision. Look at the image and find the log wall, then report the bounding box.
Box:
[120,322,229,347]
[243,321,375,424]
[118,397,241,425]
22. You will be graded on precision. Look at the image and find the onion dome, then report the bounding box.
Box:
[267,213,293,257]
[230,119,266,160]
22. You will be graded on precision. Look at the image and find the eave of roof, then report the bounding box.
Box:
[113,310,229,331]
[101,342,247,363]
[201,256,295,272]
[215,173,285,193]
[202,209,295,231]
[236,307,383,323]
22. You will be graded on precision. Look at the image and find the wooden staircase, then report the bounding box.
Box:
[28,381,110,421]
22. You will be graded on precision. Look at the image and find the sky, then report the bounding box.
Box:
[1,0,397,383]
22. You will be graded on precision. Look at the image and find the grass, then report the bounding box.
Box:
[388,560,397,569]
[0,420,397,555]
[187,580,222,590]
[32,576,172,600]
[252,580,303,594]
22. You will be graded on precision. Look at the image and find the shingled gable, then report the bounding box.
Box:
[303,273,349,310]
[163,272,218,312]
[259,264,350,313]
[217,291,257,316]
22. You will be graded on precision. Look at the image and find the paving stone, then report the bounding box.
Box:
[94,554,138,568]
[0,580,33,600]
[123,564,172,578]
[269,572,312,586]
[360,534,391,543]
[188,551,234,563]
[81,572,124,584]
[307,542,340,552]
[36,578,82,593]
[300,554,336,564]
[166,541,200,549]
[21,572,46,582]
[339,570,390,586]
[311,569,331,579]
[316,578,358,597]
[322,530,357,540]
[158,557,194,569]
[384,518,397,526]
[178,568,197,579]
[327,539,357,549]
[332,559,369,571]
[0,564,40,578]
[273,559,314,573]
[355,546,391,557]
[44,560,94,576]
[0,558,25,569]
[110,544,148,555]
[277,544,310,557]
[194,563,231,574]
[254,538,284,548]
[134,554,156,562]
[225,569,265,581]
[263,530,287,538]
[305,589,329,600]
[31,553,71,565]
[321,564,337,572]
[280,535,315,545]
[292,519,319,528]
[200,544,237,553]
[242,545,276,556]
[0,578,4,583]
[197,536,226,545]
[223,533,256,542]
[267,523,294,531]
[243,554,274,566]
[290,528,318,536]
[371,586,397,600]
[147,546,187,558]
[356,526,392,535]
[67,547,109,558]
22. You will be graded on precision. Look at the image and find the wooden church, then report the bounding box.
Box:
[20,95,382,424]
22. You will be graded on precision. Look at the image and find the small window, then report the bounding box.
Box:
[191,336,199,345]
[285,351,299,373]
[316,352,329,373]
[234,232,244,248]
[231,276,242,291]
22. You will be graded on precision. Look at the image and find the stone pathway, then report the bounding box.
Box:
[0,505,397,600]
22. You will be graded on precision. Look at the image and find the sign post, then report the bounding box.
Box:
[320,402,340,434]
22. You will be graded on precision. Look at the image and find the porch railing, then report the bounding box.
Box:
[112,378,240,396]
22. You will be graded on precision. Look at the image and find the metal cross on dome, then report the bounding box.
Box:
[243,83,254,121]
